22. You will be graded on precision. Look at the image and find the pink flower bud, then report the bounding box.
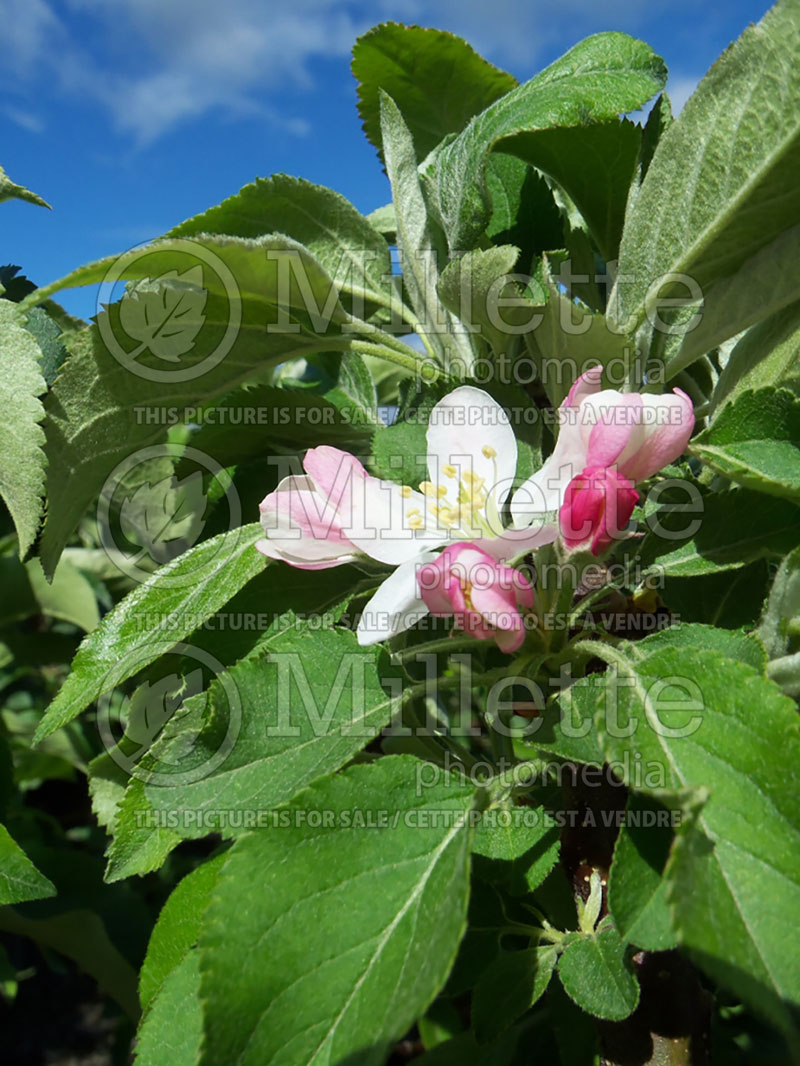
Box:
[559,466,640,556]
[417,543,534,653]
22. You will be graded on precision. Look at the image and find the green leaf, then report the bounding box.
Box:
[380,91,461,367]
[527,253,632,406]
[0,555,99,632]
[366,202,396,240]
[640,487,800,576]
[103,779,183,883]
[632,623,767,672]
[438,244,524,357]
[0,301,47,556]
[139,855,224,1011]
[691,389,800,501]
[101,566,371,880]
[34,524,267,742]
[484,155,563,268]
[501,119,643,261]
[324,351,379,426]
[0,264,36,302]
[198,757,476,1066]
[661,560,772,630]
[371,416,429,488]
[592,646,800,1037]
[472,813,560,895]
[0,825,56,904]
[547,979,601,1066]
[352,24,516,162]
[612,0,800,333]
[25,233,350,332]
[531,681,605,768]
[22,304,71,385]
[132,626,400,847]
[418,1001,463,1050]
[472,945,557,1042]
[0,164,50,208]
[169,174,395,321]
[712,298,800,413]
[433,33,666,253]
[28,232,372,574]
[664,223,800,381]
[607,792,678,950]
[758,547,800,658]
[184,383,372,471]
[413,1019,537,1066]
[0,907,138,1018]
[639,91,672,180]
[557,918,640,1020]
[134,953,203,1066]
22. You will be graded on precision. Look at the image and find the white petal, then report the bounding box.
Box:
[474,522,559,563]
[426,386,518,501]
[510,392,600,524]
[510,446,584,524]
[356,554,437,645]
[340,474,446,565]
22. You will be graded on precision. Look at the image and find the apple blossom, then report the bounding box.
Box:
[510,365,694,527]
[417,543,535,653]
[256,371,694,647]
[258,386,558,645]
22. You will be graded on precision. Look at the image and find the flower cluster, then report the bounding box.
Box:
[256,368,694,651]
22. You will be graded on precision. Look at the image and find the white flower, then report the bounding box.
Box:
[257,386,557,644]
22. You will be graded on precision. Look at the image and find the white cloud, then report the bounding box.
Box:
[0,0,690,145]
[2,105,45,133]
[0,0,366,143]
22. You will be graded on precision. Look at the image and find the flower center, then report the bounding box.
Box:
[406,444,501,538]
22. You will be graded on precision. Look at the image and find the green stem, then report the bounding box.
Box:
[341,285,439,361]
[392,635,485,662]
[345,310,439,364]
[347,339,440,381]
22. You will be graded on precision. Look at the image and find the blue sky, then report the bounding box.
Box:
[1,0,773,320]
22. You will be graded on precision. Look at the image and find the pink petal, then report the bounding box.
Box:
[584,393,642,468]
[418,557,454,615]
[254,539,356,570]
[617,389,695,482]
[303,446,366,508]
[469,585,522,635]
[258,475,361,569]
[494,619,526,653]
[565,364,604,408]
[559,467,639,555]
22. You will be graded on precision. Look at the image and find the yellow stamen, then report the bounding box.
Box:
[419,481,437,498]
[400,485,412,498]
[408,516,424,530]
[482,445,497,459]
[442,464,457,479]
